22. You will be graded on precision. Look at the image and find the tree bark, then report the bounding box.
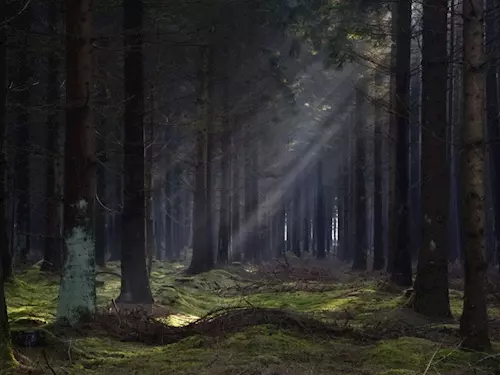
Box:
[316,159,326,260]
[0,0,11,281]
[413,0,452,318]
[243,122,260,262]
[117,0,154,306]
[485,0,500,268]
[145,100,154,272]
[291,183,301,257]
[373,70,385,271]
[13,3,32,263]
[0,0,15,366]
[459,0,491,351]
[42,0,63,273]
[95,138,107,268]
[217,47,230,265]
[390,0,412,286]
[352,77,368,270]
[188,45,215,274]
[230,128,241,261]
[57,0,98,325]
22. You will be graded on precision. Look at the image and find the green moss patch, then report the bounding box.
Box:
[5,261,500,374]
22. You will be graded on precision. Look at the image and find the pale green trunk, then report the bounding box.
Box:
[57,200,96,326]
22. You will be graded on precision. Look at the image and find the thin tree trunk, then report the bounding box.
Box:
[391,0,413,286]
[316,158,326,260]
[230,128,241,261]
[302,181,310,252]
[42,0,63,273]
[373,70,385,270]
[217,49,230,264]
[387,2,398,274]
[291,183,301,257]
[95,136,107,268]
[413,0,452,318]
[14,4,32,263]
[459,0,491,351]
[117,0,154,307]
[353,77,368,270]
[57,0,97,325]
[145,101,154,273]
[188,45,215,274]
[243,122,259,262]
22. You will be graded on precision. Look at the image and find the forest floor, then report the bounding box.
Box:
[5,256,500,375]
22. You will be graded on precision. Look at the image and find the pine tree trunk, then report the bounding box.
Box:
[230,129,241,261]
[316,159,326,260]
[217,54,230,264]
[485,0,500,268]
[0,1,11,281]
[449,3,463,263]
[42,0,63,273]
[145,105,154,272]
[373,70,385,270]
[302,181,310,252]
[386,2,398,274]
[413,0,452,318]
[243,123,259,262]
[390,0,412,286]
[13,4,32,263]
[353,77,368,270]
[117,0,154,307]
[0,0,15,366]
[188,45,215,274]
[57,0,97,325]
[95,137,107,268]
[459,0,491,351]
[291,183,301,257]
[409,53,421,260]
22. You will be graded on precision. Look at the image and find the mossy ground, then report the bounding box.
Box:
[4,258,500,374]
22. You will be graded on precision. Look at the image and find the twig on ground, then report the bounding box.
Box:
[42,349,57,375]
[112,299,122,326]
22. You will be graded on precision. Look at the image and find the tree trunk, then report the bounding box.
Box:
[117,0,154,307]
[485,0,500,268]
[316,159,326,260]
[57,0,97,325]
[413,0,452,318]
[302,181,311,252]
[459,0,491,351]
[390,0,413,286]
[230,129,241,261]
[0,1,10,281]
[217,50,230,265]
[291,183,301,257]
[352,78,368,270]
[42,0,63,273]
[95,136,107,268]
[188,45,215,274]
[373,70,385,270]
[13,4,32,263]
[0,0,15,366]
[145,102,154,273]
[243,123,260,262]
[409,52,421,261]
[386,2,398,274]
[449,3,463,263]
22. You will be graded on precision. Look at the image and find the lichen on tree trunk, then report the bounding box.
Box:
[57,200,97,325]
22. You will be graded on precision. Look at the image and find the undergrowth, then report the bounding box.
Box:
[4,259,500,374]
